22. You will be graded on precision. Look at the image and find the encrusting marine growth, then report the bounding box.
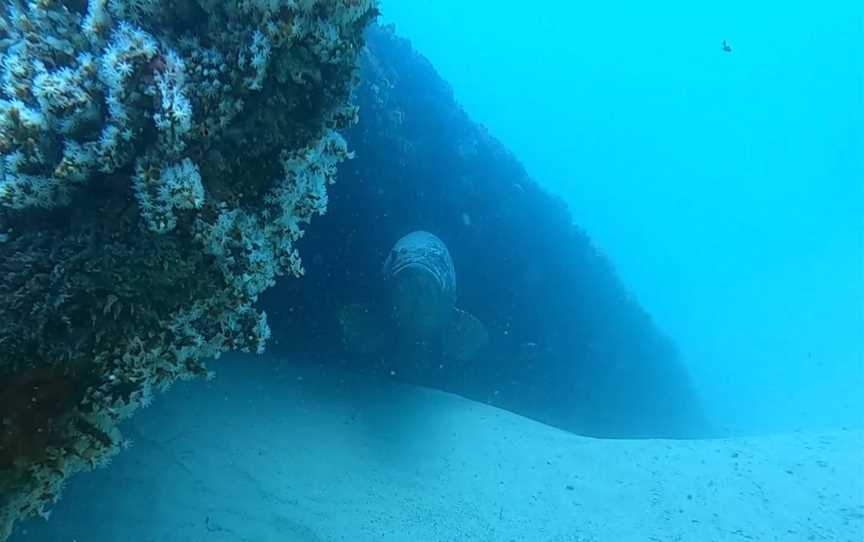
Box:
[0,1,377,538]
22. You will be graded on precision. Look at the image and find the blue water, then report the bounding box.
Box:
[3,2,863,541]
[381,0,864,433]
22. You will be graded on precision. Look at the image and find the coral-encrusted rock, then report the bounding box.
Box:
[0,1,378,538]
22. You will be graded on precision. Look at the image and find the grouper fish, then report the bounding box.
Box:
[338,231,488,375]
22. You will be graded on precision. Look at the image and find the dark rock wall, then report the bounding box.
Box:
[263,25,706,438]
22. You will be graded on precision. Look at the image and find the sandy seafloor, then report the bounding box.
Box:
[10,355,864,542]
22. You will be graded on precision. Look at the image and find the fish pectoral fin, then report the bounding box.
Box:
[337,303,387,355]
[442,307,489,362]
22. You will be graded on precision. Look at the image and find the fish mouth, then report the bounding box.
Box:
[389,260,438,282]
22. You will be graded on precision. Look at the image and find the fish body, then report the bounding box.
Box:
[382,231,456,338]
[340,231,487,371]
